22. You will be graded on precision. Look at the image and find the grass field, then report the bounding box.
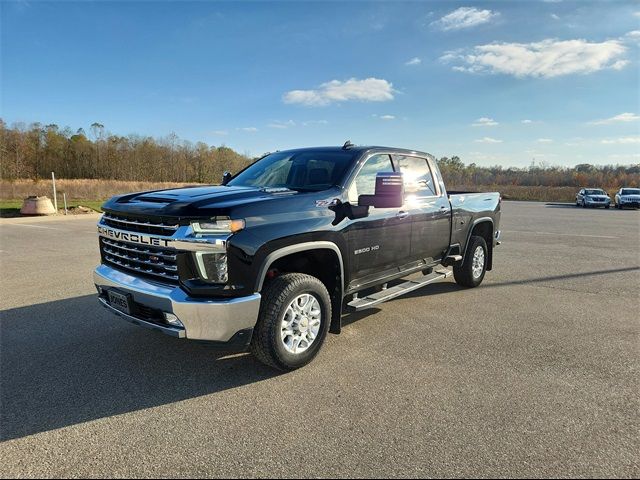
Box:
[0,178,614,214]
[0,179,195,202]
[0,200,105,218]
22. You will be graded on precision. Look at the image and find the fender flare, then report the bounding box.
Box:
[463,217,494,259]
[254,241,345,295]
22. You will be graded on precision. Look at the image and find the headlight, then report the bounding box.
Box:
[191,218,245,234]
[194,252,228,283]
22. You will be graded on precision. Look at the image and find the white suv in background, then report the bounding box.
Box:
[576,188,611,209]
[614,188,640,209]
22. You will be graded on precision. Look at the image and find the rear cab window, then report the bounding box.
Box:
[392,155,439,198]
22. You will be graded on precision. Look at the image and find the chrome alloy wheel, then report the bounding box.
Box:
[471,246,485,279]
[280,294,322,355]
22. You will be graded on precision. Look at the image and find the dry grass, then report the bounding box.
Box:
[0,179,201,201]
[0,178,597,204]
[448,185,599,203]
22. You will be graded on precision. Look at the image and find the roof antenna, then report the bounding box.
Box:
[342,140,354,150]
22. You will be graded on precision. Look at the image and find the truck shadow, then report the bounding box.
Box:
[0,295,278,442]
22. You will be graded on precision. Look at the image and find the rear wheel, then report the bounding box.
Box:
[251,273,331,371]
[454,235,488,288]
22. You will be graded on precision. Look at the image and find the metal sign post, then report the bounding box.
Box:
[51,172,58,213]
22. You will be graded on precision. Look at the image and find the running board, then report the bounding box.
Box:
[347,270,452,312]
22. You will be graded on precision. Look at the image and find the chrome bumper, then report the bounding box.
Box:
[93,264,261,342]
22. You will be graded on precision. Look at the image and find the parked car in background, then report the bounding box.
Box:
[614,188,640,209]
[576,188,611,209]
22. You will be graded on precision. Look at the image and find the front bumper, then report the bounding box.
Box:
[585,199,610,206]
[94,264,261,343]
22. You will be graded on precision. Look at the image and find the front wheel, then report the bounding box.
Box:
[251,273,331,371]
[454,235,488,288]
[582,200,587,208]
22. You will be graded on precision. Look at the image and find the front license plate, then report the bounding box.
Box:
[108,290,132,315]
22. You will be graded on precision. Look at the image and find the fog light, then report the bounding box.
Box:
[163,313,184,328]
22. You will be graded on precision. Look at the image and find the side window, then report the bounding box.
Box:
[394,156,437,197]
[348,154,394,203]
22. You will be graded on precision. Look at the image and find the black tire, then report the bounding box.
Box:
[251,273,331,371]
[454,235,488,288]
[605,204,610,209]
[582,200,587,208]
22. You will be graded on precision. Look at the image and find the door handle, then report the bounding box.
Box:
[396,211,409,219]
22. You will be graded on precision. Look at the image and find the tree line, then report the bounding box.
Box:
[0,120,638,188]
[0,120,250,183]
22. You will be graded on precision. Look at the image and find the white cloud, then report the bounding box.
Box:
[212,130,228,136]
[379,115,396,120]
[475,137,503,143]
[240,127,258,132]
[634,12,640,18]
[301,120,329,126]
[589,112,640,125]
[441,38,628,78]
[551,13,560,20]
[521,119,541,124]
[405,57,422,66]
[472,117,498,127]
[267,120,296,129]
[601,136,640,144]
[537,138,553,143]
[283,78,395,106]
[432,7,499,31]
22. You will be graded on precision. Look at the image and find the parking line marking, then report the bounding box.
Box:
[504,230,618,239]
[12,224,61,230]
[503,230,619,238]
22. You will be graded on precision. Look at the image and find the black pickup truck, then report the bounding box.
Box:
[94,144,501,370]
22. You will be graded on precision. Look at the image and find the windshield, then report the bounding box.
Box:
[228,150,356,192]
[621,188,640,195]
[585,189,606,195]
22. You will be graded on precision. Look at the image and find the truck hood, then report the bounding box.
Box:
[102,185,300,218]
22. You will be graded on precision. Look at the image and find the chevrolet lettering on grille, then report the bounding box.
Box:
[97,226,171,248]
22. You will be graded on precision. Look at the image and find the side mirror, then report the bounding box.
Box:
[358,172,404,209]
[221,171,232,185]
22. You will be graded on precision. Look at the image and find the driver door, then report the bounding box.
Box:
[343,154,412,289]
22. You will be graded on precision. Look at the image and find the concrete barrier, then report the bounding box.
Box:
[20,196,56,216]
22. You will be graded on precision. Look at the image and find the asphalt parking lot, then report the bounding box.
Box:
[0,201,638,478]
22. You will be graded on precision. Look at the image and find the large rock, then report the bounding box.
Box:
[20,196,56,215]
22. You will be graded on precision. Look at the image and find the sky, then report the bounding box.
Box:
[1,0,639,167]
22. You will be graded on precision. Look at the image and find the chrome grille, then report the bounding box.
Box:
[102,212,179,236]
[100,238,179,283]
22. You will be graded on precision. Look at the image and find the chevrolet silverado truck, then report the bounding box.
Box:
[94,144,501,370]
